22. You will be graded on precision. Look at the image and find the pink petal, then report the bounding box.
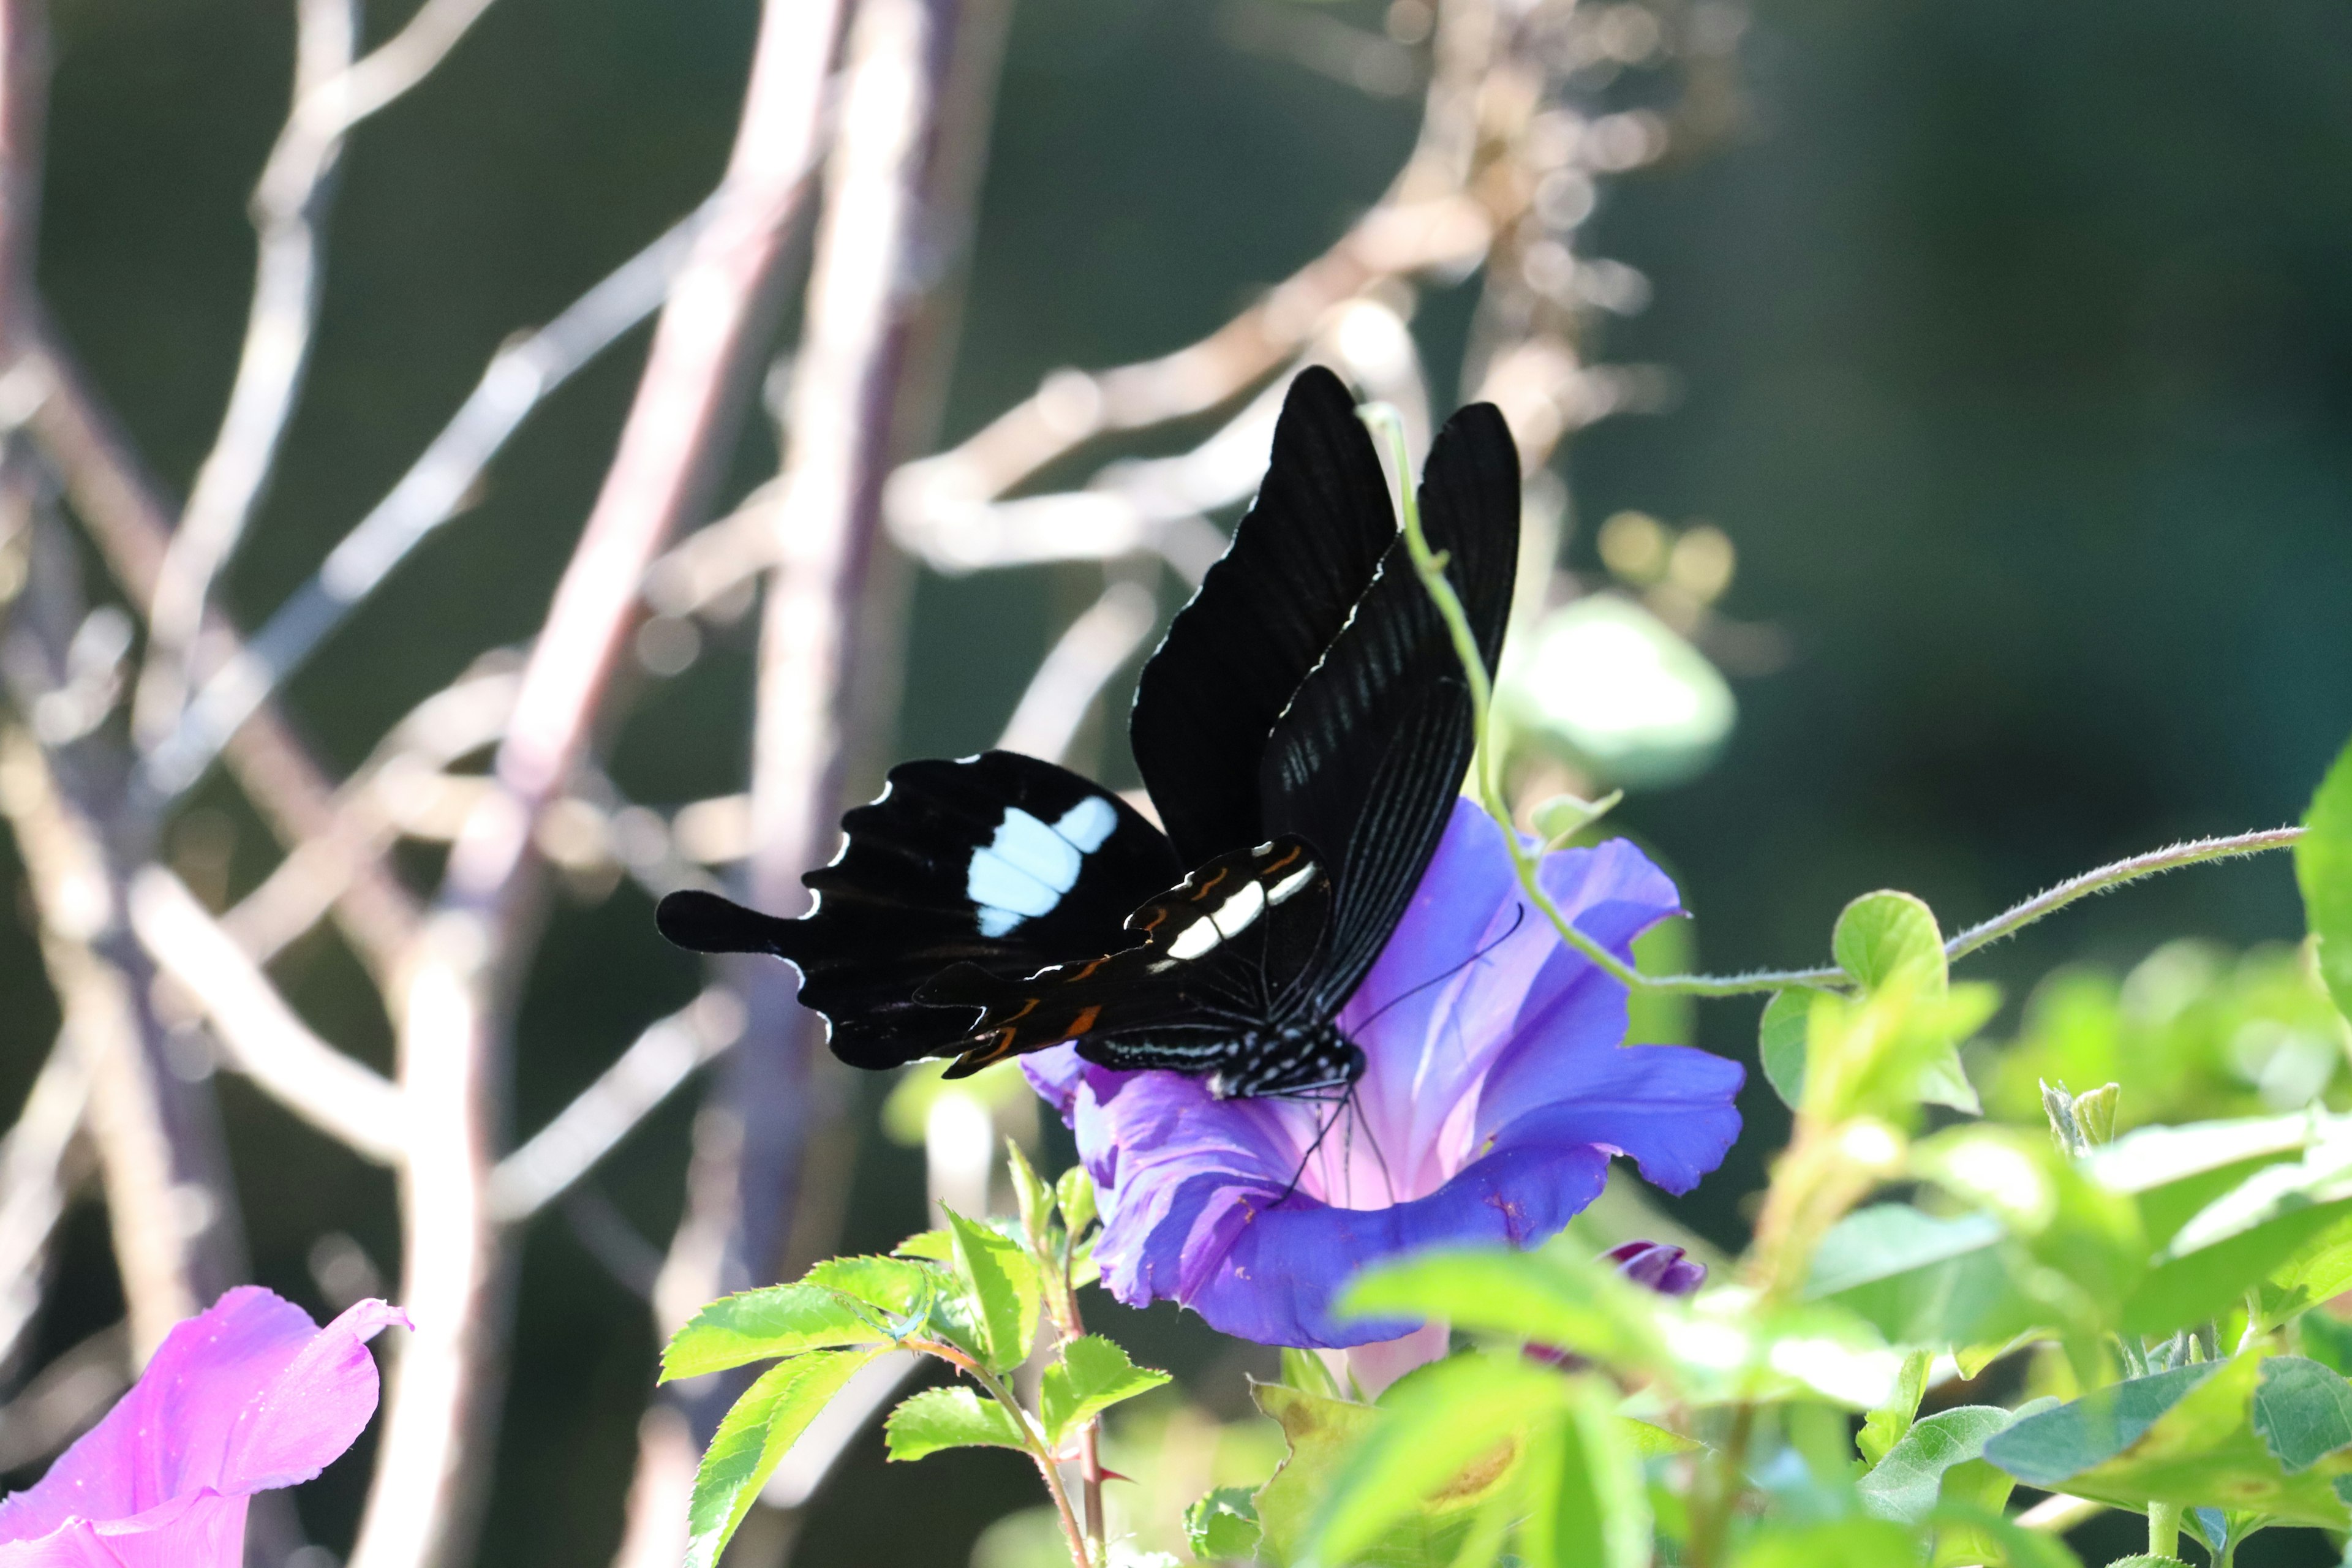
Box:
[0,1491,247,1568]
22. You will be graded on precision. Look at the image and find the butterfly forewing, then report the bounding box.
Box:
[915,839,1333,1078]
[1254,400,1521,1012]
[655,750,1180,1069]
[1128,366,1399,868]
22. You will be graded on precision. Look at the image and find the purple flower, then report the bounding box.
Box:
[1025,798,1745,1348]
[0,1286,407,1567]
[1603,1240,1708,1298]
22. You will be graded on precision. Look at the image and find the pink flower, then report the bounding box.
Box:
[0,1287,407,1567]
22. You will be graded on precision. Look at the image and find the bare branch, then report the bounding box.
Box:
[134,0,358,744]
[127,865,407,1165]
[0,1324,127,1474]
[20,331,423,978]
[486,989,743,1223]
[995,581,1156,765]
[0,0,45,353]
[350,0,843,1559]
[0,1033,91,1374]
[148,204,712,797]
[299,0,502,139]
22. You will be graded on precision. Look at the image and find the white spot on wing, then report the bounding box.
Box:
[1267,863,1317,904]
[978,907,1023,938]
[1052,796,1117,853]
[1167,918,1219,961]
[1210,878,1265,938]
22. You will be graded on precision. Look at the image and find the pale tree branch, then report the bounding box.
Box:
[995,581,1156,766]
[20,330,423,979]
[126,865,407,1166]
[485,987,743,1223]
[0,1031,92,1376]
[347,0,842,1560]
[151,205,715,796]
[134,0,358,744]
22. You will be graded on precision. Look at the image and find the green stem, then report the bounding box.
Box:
[1359,403,2306,1003]
[2147,1500,2180,1560]
[909,1338,1093,1568]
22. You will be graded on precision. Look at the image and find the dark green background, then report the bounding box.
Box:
[9,0,2351,1562]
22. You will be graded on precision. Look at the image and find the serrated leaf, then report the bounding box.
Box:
[804,1255,939,1319]
[1185,1487,1261,1561]
[2252,1355,2352,1472]
[944,1206,1041,1373]
[1760,989,1812,1109]
[1055,1164,1098,1237]
[1005,1138,1054,1251]
[1834,891,1947,995]
[883,1385,1031,1461]
[662,1284,884,1382]
[1251,1381,1382,1567]
[2299,736,2352,1023]
[1305,1355,1560,1567]
[896,1228,954,1261]
[684,1349,878,1568]
[1983,1362,2220,1487]
[1857,1405,2024,1523]
[1040,1335,1171,1446]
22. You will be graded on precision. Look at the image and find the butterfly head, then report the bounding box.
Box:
[1207,1020,1365,1101]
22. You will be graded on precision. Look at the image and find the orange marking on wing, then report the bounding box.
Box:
[1262,845,1303,876]
[1003,997,1040,1024]
[1067,957,1106,982]
[1065,1004,1102,1037]
[1188,867,1231,900]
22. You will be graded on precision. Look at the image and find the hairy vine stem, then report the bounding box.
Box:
[1365,403,2307,1004]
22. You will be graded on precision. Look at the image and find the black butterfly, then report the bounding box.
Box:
[656,366,1519,1099]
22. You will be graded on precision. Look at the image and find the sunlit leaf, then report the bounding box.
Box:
[943,1206,1042,1373]
[1340,1245,1668,1379]
[883,1385,1031,1461]
[685,1349,878,1568]
[1305,1355,1558,1565]
[1250,1382,1383,1567]
[1833,891,1946,995]
[1730,1518,1920,1568]
[1856,1349,1932,1468]
[804,1255,938,1319]
[1004,1138,1055,1251]
[1185,1487,1262,1561]
[1055,1164,1098,1238]
[662,1284,884,1382]
[2250,1355,2352,1473]
[1518,1379,1650,1568]
[2299,736,2352,1023]
[1858,1405,2029,1523]
[1039,1335,1171,1447]
[1760,989,1811,1109]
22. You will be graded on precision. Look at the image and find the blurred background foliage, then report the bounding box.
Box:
[9,0,2352,1562]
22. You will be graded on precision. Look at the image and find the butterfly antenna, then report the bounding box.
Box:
[1349,1091,1401,1205]
[1355,905,1529,1031]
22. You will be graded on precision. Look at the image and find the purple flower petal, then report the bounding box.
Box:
[1030,800,1746,1348]
[0,1288,406,1564]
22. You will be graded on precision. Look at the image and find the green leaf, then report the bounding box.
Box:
[661,1284,884,1382]
[1760,989,1811,1109]
[2258,1212,2352,1330]
[943,1207,1041,1373]
[2072,1082,2120,1146]
[2299,736,2352,1023]
[1858,1405,2027,1523]
[1922,1502,2086,1568]
[1004,1138,1054,1251]
[1338,1245,1667,1378]
[2299,1309,2352,1374]
[1281,1346,1348,1400]
[2252,1355,2352,1472]
[1986,1354,2352,1528]
[1857,1349,1933,1467]
[2088,1111,2323,1248]
[1306,1354,1558,1566]
[883,1385,1031,1461]
[1519,1378,1651,1568]
[1055,1163,1098,1238]
[1983,1362,2221,1487]
[804,1255,939,1319]
[1913,1125,2148,1329]
[895,1228,954,1261]
[1731,1519,1921,1568]
[684,1349,878,1568]
[1185,1487,1262,1561]
[1039,1335,1171,1446]
[1834,890,1947,995]
[1251,1381,1384,1567]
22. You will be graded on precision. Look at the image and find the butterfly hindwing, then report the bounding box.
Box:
[1128,366,1399,868]
[655,750,1182,1069]
[916,839,1333,1077]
